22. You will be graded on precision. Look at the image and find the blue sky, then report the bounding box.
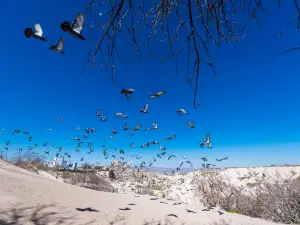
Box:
[1,0,300,169]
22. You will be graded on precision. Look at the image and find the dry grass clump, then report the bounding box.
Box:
[61,171,115,192]
[197,171,300,224]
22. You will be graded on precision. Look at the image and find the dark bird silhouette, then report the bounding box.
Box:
[150,198,159,200]
[76,207,99,212]
[218,210,224,215]
[140,103,149,113]
[61,13,85,40]
[24,24,47,41]
[121,88,134,99]
[128,203,136,206]
[216,157,228,162]
[50,37,64,54]
[160,201,168,204]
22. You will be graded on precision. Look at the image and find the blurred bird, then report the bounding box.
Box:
[216,157,228,161]
[95,109,100,116]
[100,114,106,121]
[177,108,188,116]
[50,37,64,54]
[121,88,134,100]
[122,123,128,131]
[140,104,149,113]
[24,24,47,41]
[152,121,158,130]
[165,134,177,140]
[132,125,142,131]
[186,120,195,128]
[61,13,86,40]
[150,90,166,99]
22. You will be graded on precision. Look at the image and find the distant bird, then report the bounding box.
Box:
[28,136,32,141]
[112,129,118,134]
[116,113,123,118]
[42,142,48,147]
[96,109,100,116]
[75,149,80,152]
[177,108,188,116]
[87,143,92,147]
[151,140,160,145]
[149,163,153,167]
[58,119,64,123]
[44,150,49,155]
[13,129,21,134]
[122,114,128,118]
[150,198,159,200]
[152,121,158,130]
[91,128,96,133]
[165,134,177,140]
[200,132,211,148]
[46,128,52,132]
[23,131,29,135]
[80,157,84,161]
[120,149,124,154]
[216,157,228,162]
[167,214,178,218]
[5,141,10,145]
[140,103,149,113]
[150,90,166,99]
[121,88,134,100]
[159,146,166,151]
[132,125,142,131]
[84,134,88,139]
[201,157,208,162]
[85,128,90,133]
[128,203,136,206]
[61,13,85,40]
[186,209,196,213]
[100,114,106,121]
[120,157,124,160]
[160,201,168,204]
[50,37,64,54]
[122,123,128,131]
[157,154,162,158]
[130,133,135,136]
[24,24,47,41]
[186,120,195,128]
[109,135,115,140]
[168,155,176,160]
[129,143,134,148]
[144,128,152,131]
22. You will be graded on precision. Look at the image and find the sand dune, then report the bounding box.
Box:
[0,160,283,225]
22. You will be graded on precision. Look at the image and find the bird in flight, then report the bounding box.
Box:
[186,120,195,128]
[150,90,166,99]
[200,132,212,148]
[61,13,85,40]
[121,88,134,100]
[177,108,188,116]
[50,37,64,54]
[24,24,47,41]
[140,104,149,113]
[216,157,228,161]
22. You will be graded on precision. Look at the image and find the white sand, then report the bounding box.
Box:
[0,160,282,225]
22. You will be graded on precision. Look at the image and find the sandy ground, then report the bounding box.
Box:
[0,160,282,225]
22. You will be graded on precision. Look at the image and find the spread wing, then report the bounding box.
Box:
[57,37,64,51]
[144,104,148,111]
[72,13,84,34]
[34,24,43,37]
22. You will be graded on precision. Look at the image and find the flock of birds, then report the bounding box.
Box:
[18,11,229,172]
[0,87,228,174]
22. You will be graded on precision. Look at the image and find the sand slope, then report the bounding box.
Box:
[0,160,281,225]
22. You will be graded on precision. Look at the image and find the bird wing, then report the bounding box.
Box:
[57,37,64,51]
[186,120,191,126]
[34,24,43,37]
[144,103,148,111]
[157,91,166,96]
[72,13,84,34]
[150,94,156,99]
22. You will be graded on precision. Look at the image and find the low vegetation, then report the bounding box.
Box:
[197,172,300,224]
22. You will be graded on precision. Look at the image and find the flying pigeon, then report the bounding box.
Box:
[84,134,88,139]
[132,125,142,131]
[144,128,152,131]
[85,128,90,133]
[129,143,134,148]
[122,114,128,118]
[201,157,208,162]
[50,37,64,54]
[58,119,64,123]
[91,128,96,133]
[24,24,47,41]
[46,128,52,132]
[121,88,134,100]
[75,149,80,152]
[186,209,196,213]
[200,132,212,148]
[109,135,115,140]
[140,104,149,113]
[167,214,178,218]
[150,90,166,99]
[122,123,128,131]
[5,141,10,145]
[216,157,228,161]
[165,134,177,140]
[23,131,29,135]
[152,121,158,130]
[120,149,124,154]
[116,113,123,118]
[177,108,188,116]
[112,129,118,134]
[28,136,32,141]
[61,13,85,40]
[186,120,195,128]
[159,146,166,150]
[95,109,100,116]
[100,114,106,121]
[119,207,131,211]
[168,155,176,160]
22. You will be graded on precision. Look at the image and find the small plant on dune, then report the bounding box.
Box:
[227,210,241,214]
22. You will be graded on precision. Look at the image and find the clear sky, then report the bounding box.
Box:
[1,0,300,169]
